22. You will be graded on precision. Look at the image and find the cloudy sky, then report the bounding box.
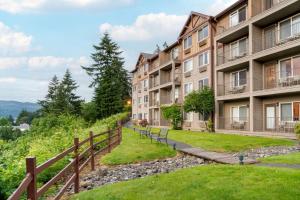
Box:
[0,0,237,102]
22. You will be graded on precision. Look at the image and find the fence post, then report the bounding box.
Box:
[118,121,122,144]
[26,157,37,200]
[74,138,80,193]
[108,127,111,153]
[89,131,95,171]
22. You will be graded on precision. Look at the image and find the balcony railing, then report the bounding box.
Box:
[258,117,298,133]
[217,41,249,66]
[218,117,249,131]
[217,79,249,96]
[253,0,290,17]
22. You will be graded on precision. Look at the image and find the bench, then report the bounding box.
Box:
[139,126,152,138]
[152,128,169,144]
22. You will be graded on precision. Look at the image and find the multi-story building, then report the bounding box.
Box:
[131,53,154,122]
[214,0,300,139]
[131,0,300,138]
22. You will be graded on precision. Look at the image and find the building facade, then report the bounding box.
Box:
[131,0,300,138]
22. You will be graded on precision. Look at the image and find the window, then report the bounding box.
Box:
[175,87,180,100]
[184,112,193,121]
[155,92,159,103]
[138,113,143,120]
[279,56,300,79]
[230,6,246,27]
[199,51,209,67]
[231,106,248,122]
[199,112,209,121]
[198,25,208,42]
[184,35,192,49]
[133,114,136,119]
[144,63,149,72]
[171,48,179,59]
[144,113,148,119]
[280,103,292,122]
[199,78,209,90]
[264,25,276,49]
[232,70,247,87]
[230,38,247,58]
[279,14,300,41]
[184,83,193,95]
[138,97,142,104]
[144,95,148,103]
[184,59,193,72]
[294,102,300,121]
[264,0,273,10]
[143,79,148,88]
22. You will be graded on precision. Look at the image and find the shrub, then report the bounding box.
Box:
[294,123,300,139]
[161,104,182,130]
[139,119,148,127]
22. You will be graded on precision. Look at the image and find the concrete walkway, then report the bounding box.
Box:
[129,126,258,165]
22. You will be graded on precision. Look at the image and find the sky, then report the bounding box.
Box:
[0,0,237,103]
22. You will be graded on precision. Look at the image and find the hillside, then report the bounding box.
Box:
[0,100,40,118]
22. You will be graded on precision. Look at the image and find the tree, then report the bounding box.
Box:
[81,102,98,123]
[0,117,11,126]
[7,115,14,126]
[183,87,214,131]
[16,110,39,125]
[82,33,131,119]
[39,70,83,116]
[161,104,182,130]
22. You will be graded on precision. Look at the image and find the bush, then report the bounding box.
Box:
[139,119,148,127]
[161,104,182,130]
[295,123,300,139]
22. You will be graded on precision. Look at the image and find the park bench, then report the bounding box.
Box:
[152,128,169,145]
[139,126,152,138]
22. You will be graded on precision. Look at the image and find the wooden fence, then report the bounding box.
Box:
[8,121,123,200]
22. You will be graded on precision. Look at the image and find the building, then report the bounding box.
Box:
[131,0,300,138]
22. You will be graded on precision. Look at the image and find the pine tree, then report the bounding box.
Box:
[39,75,60,114]
[82,33,131,119]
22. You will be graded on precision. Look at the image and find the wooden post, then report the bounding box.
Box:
[89,131,95,171]
[74,138,80,193]
[118,121,122,144]
[26,157,37,200]
[108,128,111,153]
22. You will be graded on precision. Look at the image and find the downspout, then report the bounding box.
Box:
[210,17,217,132]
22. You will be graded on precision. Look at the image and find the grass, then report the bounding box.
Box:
[100,128,176,165]
[259,152,300,165]
[71,165,300,200]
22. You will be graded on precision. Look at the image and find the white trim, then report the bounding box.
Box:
[278,55,300,79]
[230,69,247,88]
[197,24,209,42]
[183,35,192,50]
[278,13,300,42]
[183,58,193,73]
[198,77,209,90]
[230,105,248,122]
[229,5,247,27]
[198,51,210,67]
[184,82,193,96]
[184,112,193,122]
[279,102,300,122]
[229,37,248,59]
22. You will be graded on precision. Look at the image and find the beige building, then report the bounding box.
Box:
[131,0,300,138]
[214,0,300,139]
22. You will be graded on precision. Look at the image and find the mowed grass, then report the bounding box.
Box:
[71,165,300,200]
[101,128,176,165]
[259,152,300,165]
[167,130,296,153]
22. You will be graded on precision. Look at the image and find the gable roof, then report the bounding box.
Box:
[214,0,247,20]
[131,52,156,73]
[178,11,211,39]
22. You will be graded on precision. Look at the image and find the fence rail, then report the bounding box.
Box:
[8,121,124,200]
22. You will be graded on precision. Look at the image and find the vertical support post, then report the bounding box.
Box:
[89,131,95,171]
[26,157,37,200]
[108,127,112,153]
[118,121,122,144]
[74,138,80,193]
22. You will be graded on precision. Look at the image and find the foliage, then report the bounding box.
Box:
[138,119,148,127]
[81,102,98,123]
[39,70,83,116]
[0,126,22,141]
[101,128,176,165]
[82,33,131,119]
[0,112,128,199]
[161,104,182,130]
[183,87,214,130]
[260,152,300,165]
[72,165,300,200]
[0,117,11,126]
[167,129,295,153]
[294,123,300,139]
[16,110,39,125]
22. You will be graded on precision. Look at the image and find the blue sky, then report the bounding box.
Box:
[0,0,236,102]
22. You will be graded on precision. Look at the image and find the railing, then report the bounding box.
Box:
[252,0,290,17]
[254,22,300,52]
[8,122,124,200]
[218,117,249,131]
[217,40,249,66]
[217,79,249,96]
[259,117,298,133]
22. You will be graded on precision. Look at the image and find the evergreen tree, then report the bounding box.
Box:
[39,75,60,113]
[82,33,131,119]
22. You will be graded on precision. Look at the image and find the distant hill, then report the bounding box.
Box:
[0,100,40,118]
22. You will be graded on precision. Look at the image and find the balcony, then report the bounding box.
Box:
[217,79,250,97]
[255,117,298,134]
[218,117,250,131]
[217,39,249,67]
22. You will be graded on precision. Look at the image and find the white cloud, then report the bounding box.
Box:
[0,77,17,83]
[100,13,187,41]
[208,0,238,15]
[0,22,32,55]
[0,0,134,13]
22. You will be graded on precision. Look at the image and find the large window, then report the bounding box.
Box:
[279,56,300,79]
[231,106,248,122]
[144,63,149,72]
[230,38,247,58]
[230,6,246,27]
[184,83,193,95]
[199,78,209,90]
[143,79,148,88]
[184,59,193,72]
[171,48,179,59]
[184,112,193,121]
[138,97,142,104]
[198,25,208,42]
[232,70,247,87]
[199,112,209,121]
[279,14,300,41]
[144,113,148,119]
[280,102,300,122]
[184,35,192,49]
[199,51,209,67]
[144,95,148,103]
[175,87,180,100]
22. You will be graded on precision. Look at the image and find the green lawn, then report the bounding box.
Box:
[71,165,300,200]
[167,130,296,153]
[259,152,300,165]
[101,128,176,165]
